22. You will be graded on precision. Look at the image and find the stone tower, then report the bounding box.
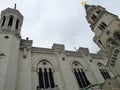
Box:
[0,5,23,90]
[85,4,120,89]
[85,4,120,51]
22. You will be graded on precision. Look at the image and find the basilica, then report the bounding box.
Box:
[0,3,120,90]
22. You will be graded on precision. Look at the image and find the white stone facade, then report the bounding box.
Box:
[0,4,120,90]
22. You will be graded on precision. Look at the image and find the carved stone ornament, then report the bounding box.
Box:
[0,28,21,40]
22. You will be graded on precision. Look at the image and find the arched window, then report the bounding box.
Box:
[16,19,20,30]
[96,10,101,14]
[98,22,107,31]
[97,63,111,80]
[91,14,96,21]
[8,16,14,27]
[37,60,55,90]
[1,16,6,27]
[72,61,90,88]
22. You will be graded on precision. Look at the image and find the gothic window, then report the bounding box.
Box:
[72,61,90,89]
[37,60,55,90]
[93,14,97,19]
[96,10,101,14]
[1,16,6,27]
[98,26,103,31]
[114,31,120,41]
[91,16,95,21]
[98,40,105,49]
[101,22,107,27]
[97,63,111,80]
[8,16,14,27]
[91,14,96,21]
[15,19,20,30]
[98,22,107,31]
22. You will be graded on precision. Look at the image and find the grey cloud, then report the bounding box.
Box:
[0,0,120,53]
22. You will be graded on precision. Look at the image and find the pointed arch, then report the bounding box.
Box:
[37,59,55,89]
[97,63,111,80]
[72,61,90,89]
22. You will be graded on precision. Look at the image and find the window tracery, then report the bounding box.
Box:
[97,63,111,80]
[72,61,90,88]
[37,60,55,90]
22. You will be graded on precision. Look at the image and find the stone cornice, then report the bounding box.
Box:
[0,28,21,40]
[90,53,104,59]
[32,47,55,54]
[65,51,82,57]
[20,42,106,58]
[20,39,33,49]
[1,8,23,19]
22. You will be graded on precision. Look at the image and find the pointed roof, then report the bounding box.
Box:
[84,4,96,12]
[85,4,90,10]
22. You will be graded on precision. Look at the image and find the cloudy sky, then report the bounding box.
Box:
[0,0,120,53]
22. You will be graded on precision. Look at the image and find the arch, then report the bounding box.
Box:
[36,59,55,89]
[72,61,90,88]
[33,57,55,70]
[97,63,106,69]
[1,16,6,27]
[72,61,84,70]
[37,59,54,70]
[97,63,111,80]
[15,19,20,30]
[8,15,14,27]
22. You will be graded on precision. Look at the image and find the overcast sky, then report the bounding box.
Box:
[0,0,120,53]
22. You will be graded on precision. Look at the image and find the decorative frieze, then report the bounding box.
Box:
[32,47,55,54]
[20,39,33,49]
[0,28,21,40]
[65,51,82,57]
[90,53,104,59]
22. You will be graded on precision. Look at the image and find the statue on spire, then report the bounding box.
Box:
[14,3,17,10]
[81,0,86,7]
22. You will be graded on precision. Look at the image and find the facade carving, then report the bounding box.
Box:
[0,28,21,40]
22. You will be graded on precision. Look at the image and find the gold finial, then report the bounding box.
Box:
[14,3,17,10]
[81,1,86,7]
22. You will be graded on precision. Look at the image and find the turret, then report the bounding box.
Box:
[0,5,23,90]
[0,4,23,37]
[85,4,120,51]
